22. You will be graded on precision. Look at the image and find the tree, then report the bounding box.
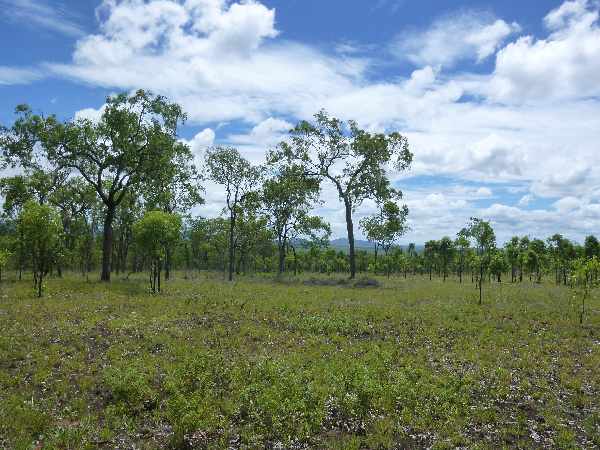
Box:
[261,164,322,275]
[437,236,455,282]
[270,110,412,279]
[504,237,520,283]
[424,240,438,281]
[205,146,262,281]
[455,230,470,283]
[584,235,600,259]
[189,217,229,272]
[49,177,99,276]
[133,211,181,293]
[571,256,600,324]
[0,248,10,282]
[517,236,530,282]
[360,200,409,269]
[547,234,576,285]
[489,250,509,282]
[142,141,203,279]
[529,238,546,282]
[466,217,496,305]
[18,201,63,297]
[1,90,189,281]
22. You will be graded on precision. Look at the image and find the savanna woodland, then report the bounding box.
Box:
[0,88,598,449]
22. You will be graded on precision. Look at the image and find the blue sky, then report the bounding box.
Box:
[1,0,600,244]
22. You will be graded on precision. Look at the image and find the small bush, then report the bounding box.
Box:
[353,277,380,288]
[102,366,157,413]
[303,277,349,286]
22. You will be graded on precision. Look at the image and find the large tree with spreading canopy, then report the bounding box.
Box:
[1,90,191,281]
[269,110,412,279]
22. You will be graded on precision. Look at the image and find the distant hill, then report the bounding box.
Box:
[328,238,424,254]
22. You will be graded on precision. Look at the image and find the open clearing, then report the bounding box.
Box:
[1,274,599,449]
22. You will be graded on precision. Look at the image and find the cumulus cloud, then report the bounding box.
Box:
[392,11,519,67]
[185,128,216,155]
[74,105,107,122]
[487,0,600,102]
[228,117,292,146]
[20,0,600,242]
[49,0,366,124]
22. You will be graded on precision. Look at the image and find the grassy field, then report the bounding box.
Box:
[0,273,599,449]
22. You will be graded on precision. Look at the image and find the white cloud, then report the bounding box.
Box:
[392,11,519,67]
[475,187,492,197]
[0,66,42,85]
[0,0,84,36]
[518,194,533,207]
[74,105,106,123]
[553,196,583,212]
[487,0,600,102]
[49,0,366,124]
[186,128,216,155]
[404,66,437,93]
[22,0,600,242]
[228,117,292,146]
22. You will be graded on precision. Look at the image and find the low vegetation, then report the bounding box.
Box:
[1,273,599,449]
[2,89,600,449]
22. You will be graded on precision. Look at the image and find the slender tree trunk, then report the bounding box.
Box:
[373,245,378,275]
[18,228,24,281]
[101,205,116,282]
[292,246,298,276]
[479,262,483,305]
[165,247,172,280]
[158,262,161,293]
[228,210,235,282]
[277,238,285,275]
[37,271,43,298]
[343,197,356,279]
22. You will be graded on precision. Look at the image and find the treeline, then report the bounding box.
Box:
[0,90,598,303]
[0,91,412,295]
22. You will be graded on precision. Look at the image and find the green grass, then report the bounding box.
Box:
[0,273,599,449]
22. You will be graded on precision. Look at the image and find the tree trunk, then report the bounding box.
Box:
[278,239,285,275]
[101,205,115,282]
[373,245,378,275]
[343,197,356,279]
[165,247,172,280]
[479,263,483,305]
[158,262,161,293]
[228,210,235,282]
[37,271,43,298]
[292,246,298,276]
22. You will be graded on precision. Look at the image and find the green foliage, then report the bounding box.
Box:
[133,210,181,292]
[360,200,409,258]
[17,200,63,296]
[261,164,326,274]
[103,366,157,413]
[0,247,10,281]
[205,146,263,281]
[0,274,598,448]
[270,110,412,278]
[2,90,190,282]
[570,256,600,324]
